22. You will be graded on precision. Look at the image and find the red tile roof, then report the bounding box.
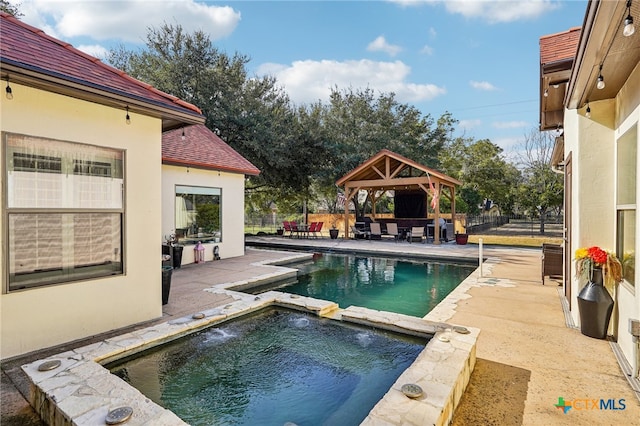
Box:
[0,12,202,117]
[163,124,260,176]
[540,27,581,65]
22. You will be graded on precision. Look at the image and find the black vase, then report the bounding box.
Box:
[577,267,614,339]
[172,245,183,269]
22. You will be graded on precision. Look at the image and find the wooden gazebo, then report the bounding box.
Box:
[336,149,462,244]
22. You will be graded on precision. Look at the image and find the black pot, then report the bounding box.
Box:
[329,228,339,239]
[577,267,614,339]
[172,245,183,269]
[162,266,173,305]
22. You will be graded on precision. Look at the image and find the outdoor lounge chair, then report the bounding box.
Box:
[386,222,400,242]
[351,226,370,240]
[408,226,425,243]
[369,222,382,240]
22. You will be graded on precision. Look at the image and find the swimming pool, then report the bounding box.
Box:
[108,307,428,426]
[248,253,475,317]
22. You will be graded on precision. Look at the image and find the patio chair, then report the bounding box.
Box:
[369,222,382,240]
[351,225,370,240]
[283,221,294,238]
[311,221,323,238]
[290,221,302,238]
[305,222,318,239]
[408,226,425,243]
[386,222,400,242]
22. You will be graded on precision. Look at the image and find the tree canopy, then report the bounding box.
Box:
[107,24,563,228]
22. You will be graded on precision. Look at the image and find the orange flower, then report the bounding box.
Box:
[587,246,608,265]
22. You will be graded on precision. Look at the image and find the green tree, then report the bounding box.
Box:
[439,138,521,214]
[319,87,456,215]
[107,23,326,195]
[0,0,22,17]
[516,128,564,234]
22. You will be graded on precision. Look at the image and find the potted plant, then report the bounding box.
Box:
[455,231,468,245]
[329,222,339,239]
[165,233,183,269]
[575,246,622,339]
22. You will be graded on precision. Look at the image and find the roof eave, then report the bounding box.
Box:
[1,61,205,130]
[162,159,260,176]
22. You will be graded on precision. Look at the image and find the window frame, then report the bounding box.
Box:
[3,132,125,292]
[174,184,222,245]
[615,124,637,289]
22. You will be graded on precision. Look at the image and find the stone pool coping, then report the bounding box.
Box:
[21,253,487,426]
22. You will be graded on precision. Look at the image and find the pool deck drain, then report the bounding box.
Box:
[18,250,482,426]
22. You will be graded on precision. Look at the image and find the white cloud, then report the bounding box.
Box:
[22,0,240,43]
[367,36,403,57]
[77,44,109,59]
[420,44,434,55]
[493,120,530,129]
[444,0,558,23]
[458,119,482,131]
[470,80,498,91]
[389,0,559,23]
[428,27,437,39]
[256,59,446,105]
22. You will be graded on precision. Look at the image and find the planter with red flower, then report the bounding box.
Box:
[575,246,622,339]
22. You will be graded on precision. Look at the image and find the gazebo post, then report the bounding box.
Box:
[434,181,441,245]
[451,185,456,235]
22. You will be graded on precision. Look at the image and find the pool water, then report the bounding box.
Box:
[253,253,475,317]
[108,308,427,426]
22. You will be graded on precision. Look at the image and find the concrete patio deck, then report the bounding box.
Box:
[2,236,639,425]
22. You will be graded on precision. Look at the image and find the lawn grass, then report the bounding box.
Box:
[467,234,563,248]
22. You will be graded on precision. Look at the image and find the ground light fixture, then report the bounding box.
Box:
[5,77,13,100]
[624,0,635,37]
[596,64,605,90]
[125,106,131,124]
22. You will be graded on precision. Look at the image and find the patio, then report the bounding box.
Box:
[2,237,639,425]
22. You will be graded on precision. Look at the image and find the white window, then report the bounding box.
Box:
[616,125,636,287]
[4,134,124,291]
[174,185,221,244]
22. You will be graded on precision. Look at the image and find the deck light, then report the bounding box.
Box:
[596,65,605,90]
[5,77,13,100]
[125,106,131,125]
[624,1,635,37]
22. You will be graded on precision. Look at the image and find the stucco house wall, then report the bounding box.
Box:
[1,84,164,358]
[566,61,640,371]
[161,164,246,262]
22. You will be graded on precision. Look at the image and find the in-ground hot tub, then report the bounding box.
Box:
[21,286,478,425]
[107,307,429,425]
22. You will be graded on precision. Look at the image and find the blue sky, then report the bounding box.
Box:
[19,0,588,157]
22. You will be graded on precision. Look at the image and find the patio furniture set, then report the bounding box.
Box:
[282,220,324,239]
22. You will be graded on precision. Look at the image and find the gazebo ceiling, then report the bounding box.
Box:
[336,149,461,191]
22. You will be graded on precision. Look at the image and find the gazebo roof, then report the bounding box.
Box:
[336,149,461,190]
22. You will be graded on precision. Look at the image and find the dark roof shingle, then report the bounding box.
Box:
[0,12,202,117]
[163,125,260,176]
[540,26,581,65]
